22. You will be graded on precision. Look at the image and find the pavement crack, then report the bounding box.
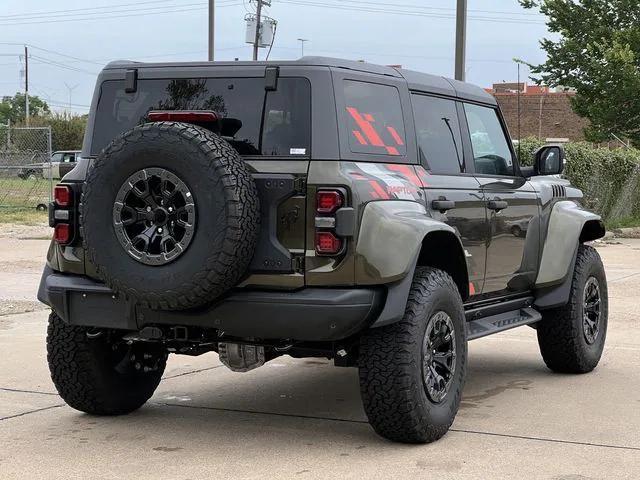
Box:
[155,402,369,424]
[0,404,65,422]
[0,387,59,396]
[162,365,224,380]
[157,402,640,452]
[449,428,640,452]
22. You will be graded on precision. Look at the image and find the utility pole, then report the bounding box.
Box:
[297,38,308,57]
[208,0,215,61]
[454,0,467,81]
[24,45,29,125]
[64,83,79,111]
[253,0,264,61]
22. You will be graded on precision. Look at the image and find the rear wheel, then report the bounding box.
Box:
[47,312,167,415]
[358,267,467,443]
[537,245,608,373]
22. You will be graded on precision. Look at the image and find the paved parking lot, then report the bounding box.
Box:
[1,231,639,479]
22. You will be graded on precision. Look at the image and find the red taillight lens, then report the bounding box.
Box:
[147,110,219,122]
[54,185,71,207]
[316,231,342,255]
[54,223,70,244]
[316,190,343,214]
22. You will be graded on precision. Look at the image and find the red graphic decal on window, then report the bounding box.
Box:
[364,113,375,122]
[352,130,367,145]
[386,126,404,146]
[347,107,386,147]
[469,282,476,296]
[385,146,400,156]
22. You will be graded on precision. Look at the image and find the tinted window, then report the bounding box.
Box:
[464,104,514,176]
[92,77,310,157]
[343,80,406,157]
[412,95,463,174]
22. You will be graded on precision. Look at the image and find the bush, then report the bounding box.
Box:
[17,113,87,151]
[517,136,640,224]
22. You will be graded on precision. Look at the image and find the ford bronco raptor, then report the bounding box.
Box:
[38,57,608,444]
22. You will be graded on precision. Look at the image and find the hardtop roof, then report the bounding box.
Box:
[102,56,495,105]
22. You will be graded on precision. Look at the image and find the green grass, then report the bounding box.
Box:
[606,216,640,230]
[0,207,48,225]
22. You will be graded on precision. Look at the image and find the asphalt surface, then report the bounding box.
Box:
[1,234,639,479]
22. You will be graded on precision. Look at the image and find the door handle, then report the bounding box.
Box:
[431,199,456,213]
[487,200,508,211]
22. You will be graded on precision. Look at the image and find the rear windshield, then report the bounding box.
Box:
[91,77,311,157]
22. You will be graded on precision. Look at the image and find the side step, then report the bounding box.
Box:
[466,307,542,341]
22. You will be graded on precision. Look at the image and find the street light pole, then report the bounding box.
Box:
[208,0,215,61]
[297,38,308,57]
[454,0,467,81]
[24,45,29,125]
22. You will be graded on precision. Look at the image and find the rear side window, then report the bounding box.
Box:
[92,77,310,157]
[411,94,464,174]
[343,80,406,157]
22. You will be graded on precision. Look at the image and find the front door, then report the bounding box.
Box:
[411,93,488,295]
[462,103,539,294]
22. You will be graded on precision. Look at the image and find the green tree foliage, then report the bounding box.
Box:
[0,93,50,124]
[521,1,640,145]
[518,137,640,222]
[24,113,87,151]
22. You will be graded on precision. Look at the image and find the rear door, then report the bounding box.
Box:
[462,103,539,294]
[411,93,488,296]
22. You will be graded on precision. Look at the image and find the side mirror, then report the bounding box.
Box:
[534,145,565,176]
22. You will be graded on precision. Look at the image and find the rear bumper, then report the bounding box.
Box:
[38,266,384,341]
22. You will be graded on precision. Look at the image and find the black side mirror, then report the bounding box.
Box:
[534,144,565,176]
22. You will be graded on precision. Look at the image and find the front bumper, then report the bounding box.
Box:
[37,266,384,341]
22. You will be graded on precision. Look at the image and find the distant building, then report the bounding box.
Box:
[486,82,587,142]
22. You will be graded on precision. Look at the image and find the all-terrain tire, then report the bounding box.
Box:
[358,267,467,443]
[47,312,167,415]
[537,245,608,373]
[81,121,260,310]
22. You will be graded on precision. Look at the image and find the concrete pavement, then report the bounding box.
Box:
[1,235,639,479]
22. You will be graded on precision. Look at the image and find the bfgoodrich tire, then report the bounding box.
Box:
[47,312,167,415]
[81,122,260,310]
[358,267,467,443]
[537,244,608,373]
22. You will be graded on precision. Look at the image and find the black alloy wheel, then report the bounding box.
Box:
[422,311,457,403]
[113,167,196,266]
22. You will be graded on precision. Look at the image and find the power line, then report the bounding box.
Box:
[276,0,545,25]
[0,2,243,27]
[29,55,99,75]
[0,0,180,19]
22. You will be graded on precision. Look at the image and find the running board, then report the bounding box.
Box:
[466,307,542,341]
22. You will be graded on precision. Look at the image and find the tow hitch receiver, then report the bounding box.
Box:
[218,342,266,372]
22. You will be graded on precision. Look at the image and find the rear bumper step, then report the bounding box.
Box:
[37,266,384,342]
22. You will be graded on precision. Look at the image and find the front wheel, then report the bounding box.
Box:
[358,267,467,443]
[537,245,608,373]
[47,312,167,415]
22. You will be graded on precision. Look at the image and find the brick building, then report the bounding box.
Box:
[485,83,589,142]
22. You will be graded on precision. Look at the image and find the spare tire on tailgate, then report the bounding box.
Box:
[81,121,260,310]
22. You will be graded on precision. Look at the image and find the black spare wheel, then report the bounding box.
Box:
[81,122,260,310]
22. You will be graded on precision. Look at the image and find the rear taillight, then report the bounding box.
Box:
[54,223,70,243]
[54,185,72,207]
[316,190,343,214]
[315,231,342,255]
[51,183,77,245]
[315,189,346,256]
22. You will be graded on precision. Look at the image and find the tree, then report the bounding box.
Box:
[0,93,50,124]
[520,1,640,146]
[25,113,87,151]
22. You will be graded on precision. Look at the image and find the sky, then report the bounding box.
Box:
[0,0,552,115]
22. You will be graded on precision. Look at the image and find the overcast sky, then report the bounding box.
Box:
[0,0,551,115]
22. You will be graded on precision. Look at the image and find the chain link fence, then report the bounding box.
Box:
[0,124,53,215]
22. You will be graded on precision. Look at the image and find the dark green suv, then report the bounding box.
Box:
[38,57,607,443]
